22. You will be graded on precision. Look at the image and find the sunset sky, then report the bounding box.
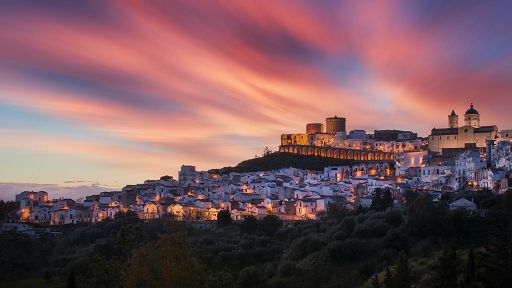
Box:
[1,0,511,193]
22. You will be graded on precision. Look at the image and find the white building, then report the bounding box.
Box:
[455,150,486,186]
[449,198,477,212]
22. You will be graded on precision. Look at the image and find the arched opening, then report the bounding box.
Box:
[327,150,333,158]
[333,150,339,158]
[361,152,367,161]
[368,153,374,161]
[340,150,346,159]
[314,148,320,156]
[302,147,308,155]
[347,151,353,159]
[321,149,327,157]
[354,151,361,160]
[294,147,300,154]
[308,148,314,155]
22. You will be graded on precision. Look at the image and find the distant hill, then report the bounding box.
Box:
[209,152,387,175]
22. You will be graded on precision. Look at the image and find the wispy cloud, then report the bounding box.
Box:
[0,0,511,187]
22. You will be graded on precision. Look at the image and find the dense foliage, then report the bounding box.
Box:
[208,152,367,174]
[1,190,512,287]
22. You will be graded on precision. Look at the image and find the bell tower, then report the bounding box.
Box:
[448,110,458,128]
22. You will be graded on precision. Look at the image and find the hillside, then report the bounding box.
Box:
[209,152,391,175]
[2,191,511,287]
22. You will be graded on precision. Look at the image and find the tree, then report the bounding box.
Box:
[123,232,207,288]
[382,189,394,210]
[240,215,258,235]
[383,267,395,288]
[112,223,147,259]
[258,215,282,236]
[0,201,18,221]
[404,190,418,207]
[385,209,403,227]
[67,268,77,288]
[464,249,476,285]
[486,190,512,287]
[371,189,393,211]
[371,274,381,288]
[217,209,232,227]
[76,256,124,288]
[431,249,458,288]
[371,189,384,211]
[238,266,262,288]
[262,146,273,157]
[407,193,444,236]
[114,210,139,222]
[394,252,412,288]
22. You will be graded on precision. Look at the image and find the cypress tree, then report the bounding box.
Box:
[66,268,76,288]
[464,249,476,284]
[382,189,394,210]
[371,189,384,211]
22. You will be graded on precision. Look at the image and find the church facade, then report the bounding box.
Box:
[428,104,498,154]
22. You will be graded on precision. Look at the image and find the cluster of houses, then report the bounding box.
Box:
[11,136,512,226]
[15,162,397,225]
[396,140,512,194]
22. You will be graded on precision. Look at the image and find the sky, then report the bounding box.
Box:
[1,0,511,196]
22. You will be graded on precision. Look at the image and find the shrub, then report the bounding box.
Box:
[240,215,258,235]
[217,210,232,227]
[258,215,282,236]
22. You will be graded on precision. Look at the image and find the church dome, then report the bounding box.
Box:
[465,104,479,115]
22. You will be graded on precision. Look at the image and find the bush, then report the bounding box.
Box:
[386,209,404,227]
[238,266,262,288]
[240,215,258,235]
[258,215,282,236]
[284,235,325,261]
[327,239,368,262]
[353,220,392,238]
[217,210,232,227]
[278,261,297,277]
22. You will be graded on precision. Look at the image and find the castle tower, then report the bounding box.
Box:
[464,103,480,128]
[326,116,346,134]
[448,110,458,128]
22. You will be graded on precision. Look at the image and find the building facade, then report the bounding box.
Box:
[429,104,498,154]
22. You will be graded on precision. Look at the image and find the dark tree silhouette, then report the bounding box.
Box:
[431,249,458,288]
[394,252,412,288]
[217,209,232,227]
[240,215,258,235]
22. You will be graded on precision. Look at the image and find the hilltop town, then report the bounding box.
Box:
[6,103,512,230]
